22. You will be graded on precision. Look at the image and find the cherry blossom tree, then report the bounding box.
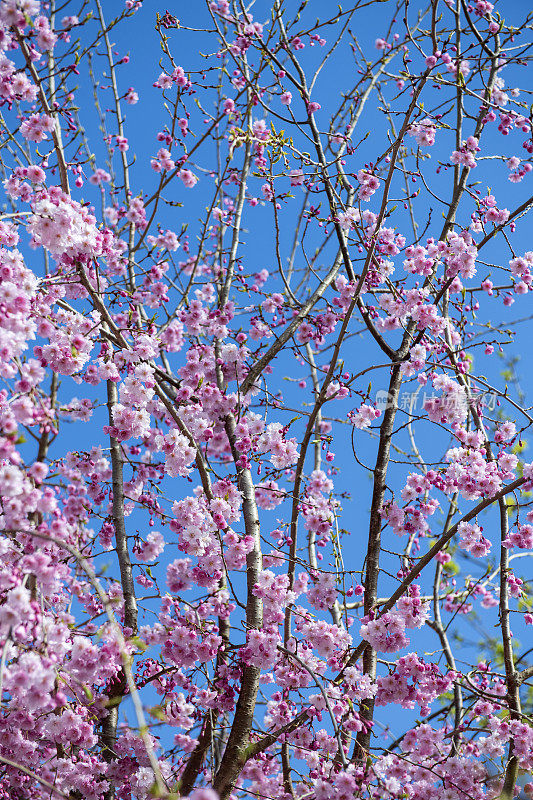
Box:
[1,1,533,799]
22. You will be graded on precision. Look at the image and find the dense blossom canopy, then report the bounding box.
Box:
[0,1,533,800]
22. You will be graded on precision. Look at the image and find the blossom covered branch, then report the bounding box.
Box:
[0,2,533,800]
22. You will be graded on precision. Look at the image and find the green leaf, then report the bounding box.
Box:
[105,694,123,709]
[149,706,167,722]
[82,684,94,702]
